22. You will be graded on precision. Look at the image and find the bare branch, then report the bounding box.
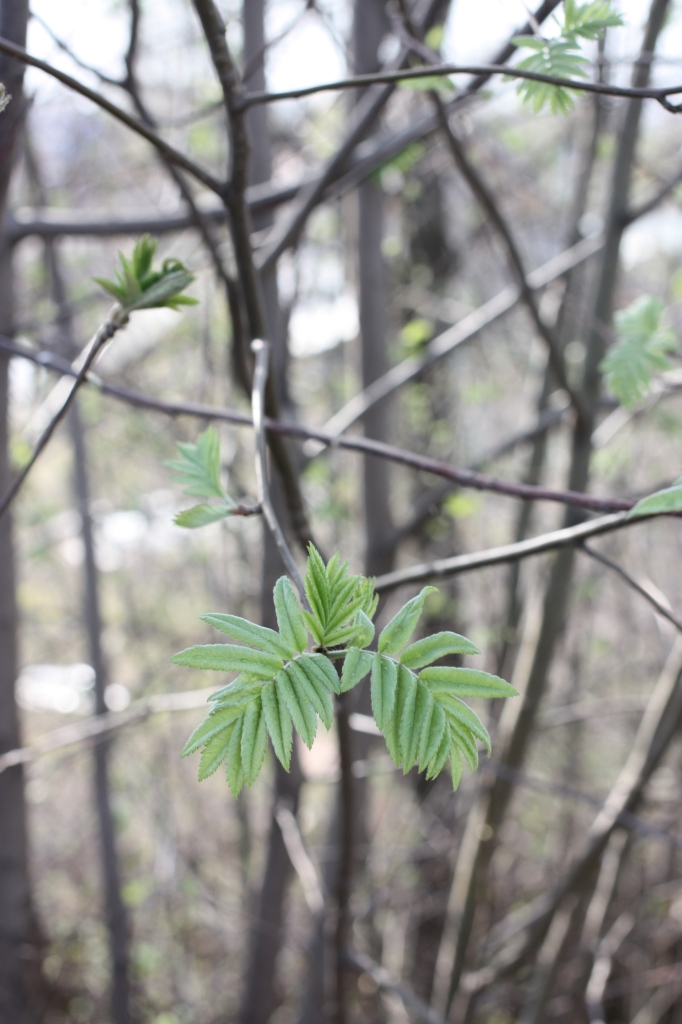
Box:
[0,312,126,521]
[0,35,224,194]
[344,949,450,1024]
[0,336,659,519]
[320,236,603,439]
[238,62,682,110]
[251,339,307,603]
[580,542,682,632]
[275,799,325,915]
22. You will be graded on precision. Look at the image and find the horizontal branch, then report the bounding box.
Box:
[344,950,449,1024]
[239,62,682,112]
[0,35,224,195]
[373,512,635,592]
[0,336,652,520]
[0,687,216,775]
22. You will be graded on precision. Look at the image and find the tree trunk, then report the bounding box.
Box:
[0,2,46,1019]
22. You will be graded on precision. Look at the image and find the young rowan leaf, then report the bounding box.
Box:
[378,587,437,657]
[198,726,234,780]
[241,697,268,785]
[449,747,464,790]
[182,705,245,757]
[262,681,293,770]
[628,483,682,518]
[448,719,479,773]
[200,613,296,658]
[400,630,479,669]
[400,678,433,772]
[341,648,373,694]
[174,504,235,528]
[166,426,225,499]
[302,610,325,647]
[226,716,245,796]
[304,544,330,625]
[288,657,334,729]
[371,653,398,730]
[273,576,308,653]
[601,297,677,409]
[207,675,263,705]
[439,695,491,754]
[352,610,375,649]
[300,652,341,695]
[420,667,518,699]
[171,643,283,678]
[418,700,446,772]
[275,667,318,749]
[425,726,451,780]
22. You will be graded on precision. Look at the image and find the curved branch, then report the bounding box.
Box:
[0,34,223,194]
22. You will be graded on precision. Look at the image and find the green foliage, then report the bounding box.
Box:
[165,427,242,529]
[94,235,198,313]
[173,548,517,795]
[628,479,682,518]
[601,297,677,410]
[512,0,622,114]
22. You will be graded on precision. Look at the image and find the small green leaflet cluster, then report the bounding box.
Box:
[512,0,622,114]
[94,235,198,315]
[165,427,245,528]
[601,297,677,411]
[173,547,517,796]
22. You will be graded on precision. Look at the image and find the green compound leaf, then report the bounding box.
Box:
[171,643,283,679]
[198,726,234,780]
[439,695,491,755]
[378,587,437,657]
[352,610,375,649]
[300,652,341,696]
[261,681,293,770]
[226,716,245,796]
[400,677,433,773]
[275,667,318,749]
[426,726,451,780]
[207,676,263,706]
[166,426,225,500]
[400,630,479,669]
[287,657,334,729]
[601,297,677,410]
[417,701,446,773]
[420,666,518,699]
[95,235,197,314]
[274,576,308,653]
[174,503,235,528]
[628,483,682,519]
[449,746,464,790]
[182,705,246,757]
[304,544,330,625]
[448,718,479,773]
[341,648,373,694]
[371,653,398,730]
[200,613,296,659]
[563,0,623,39]
[241,697,268,786]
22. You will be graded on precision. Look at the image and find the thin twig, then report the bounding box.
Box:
[0,35,223,194]
[372,512,636,592]
[275,799,325,915]
[580,542,682,632]
[250,339,307,603]
[0,312,126,520]
[319,236,603,439]
[238,61,682,110]
[0,335,664,519]
[345,949,449,1024]
[0,687,217,775]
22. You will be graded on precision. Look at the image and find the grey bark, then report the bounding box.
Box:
[0,2,45,1020]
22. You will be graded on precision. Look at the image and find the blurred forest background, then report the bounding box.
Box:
[2,1,682,1023]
